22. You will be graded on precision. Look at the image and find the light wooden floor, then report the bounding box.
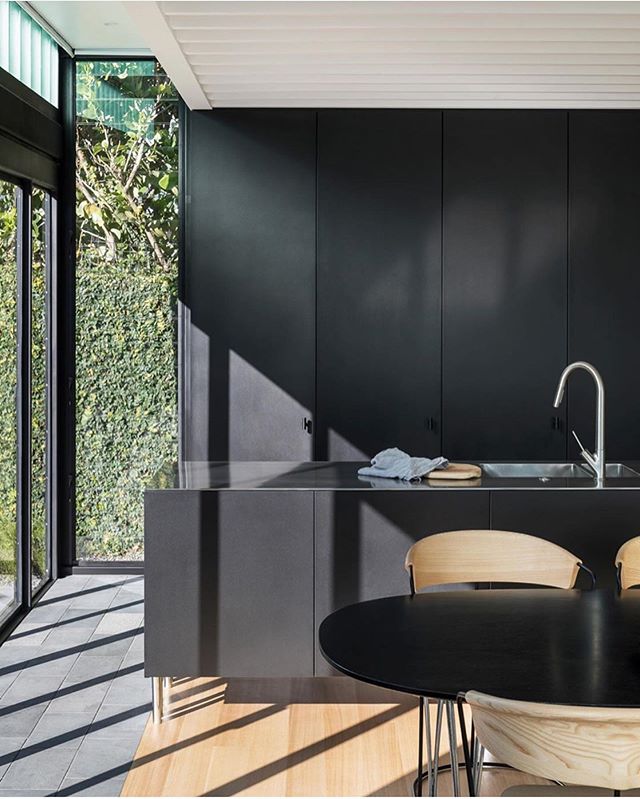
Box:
[122,677,552,797]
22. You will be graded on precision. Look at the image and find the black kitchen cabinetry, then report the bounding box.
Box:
[185,110,317,461]
[316,110,443,460]
[569,112,640,461]
[314,490,490,674]
[184,109,640,463]
[145,490,314,677]
[442,111,568,461]
[491,490,640,589]
[146,482,640,678]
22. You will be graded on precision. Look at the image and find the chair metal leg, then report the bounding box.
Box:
[446,700,460,796]
[471,734,479,788]
[152,677,164,724]
[474,743,486,795]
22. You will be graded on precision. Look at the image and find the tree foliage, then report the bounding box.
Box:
[75,61,178,560]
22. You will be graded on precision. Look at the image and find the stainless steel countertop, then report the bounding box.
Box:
[147,461,640,491]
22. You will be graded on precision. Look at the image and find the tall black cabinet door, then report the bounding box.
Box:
[442,111,568,461]
[317,110,442,460]
[185,110,316,460]
[569,113,640,460]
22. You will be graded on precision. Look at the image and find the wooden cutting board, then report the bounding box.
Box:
[427,463,482,480]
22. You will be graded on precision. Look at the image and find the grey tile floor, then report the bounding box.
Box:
[0,574,148,796]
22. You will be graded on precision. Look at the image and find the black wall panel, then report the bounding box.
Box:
[317,110,443,460]
[569,112,640,460]
[185,110,316,460]
[442,110,568,461]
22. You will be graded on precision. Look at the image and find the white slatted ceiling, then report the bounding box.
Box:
[139,1,640,108]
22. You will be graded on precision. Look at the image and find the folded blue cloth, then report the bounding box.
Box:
[358,447,449,482]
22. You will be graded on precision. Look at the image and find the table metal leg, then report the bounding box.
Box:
[414,697,443,797]
[152,677,164,724]
[431,699,443,796]
[457,694,477,797]
[446,700,460,796]
[425,698,434,796]
[416,697,475,797]
[163,677,173,690]
[417,696,424,797]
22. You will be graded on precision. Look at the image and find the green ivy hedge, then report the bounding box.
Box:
[0,187,17,583]
[75,250,177,560]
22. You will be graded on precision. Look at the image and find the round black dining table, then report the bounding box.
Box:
[318,588,640,706]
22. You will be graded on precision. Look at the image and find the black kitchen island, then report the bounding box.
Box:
[144,461,640,687]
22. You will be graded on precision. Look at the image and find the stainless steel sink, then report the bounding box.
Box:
[480,462,640,479]
[602,463,640,478]
[480,463,591,479]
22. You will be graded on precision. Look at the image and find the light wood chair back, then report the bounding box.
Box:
[466,690,640,792]
[616,537,640,589]
[405,530,583,591]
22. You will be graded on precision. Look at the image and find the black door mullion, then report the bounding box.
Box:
[16,182,32,611]
[46,193,57,582]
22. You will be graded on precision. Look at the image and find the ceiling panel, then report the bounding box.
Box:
[116,1,640,109]
[28,1,150,53]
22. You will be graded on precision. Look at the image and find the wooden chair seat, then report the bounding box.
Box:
[467,691,640,794]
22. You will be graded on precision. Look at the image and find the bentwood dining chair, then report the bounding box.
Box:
[405,530,594,797]
[465,690,640,797]
[616,537,640,589]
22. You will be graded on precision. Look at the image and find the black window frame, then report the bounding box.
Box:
[0,170,57,639]
[0,49,182,604]
[66,55,182,574]
[0,55,63,640]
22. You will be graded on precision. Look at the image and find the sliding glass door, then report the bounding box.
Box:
[0,178,20,621]
[0,175,53,626]
[0,0,58,629]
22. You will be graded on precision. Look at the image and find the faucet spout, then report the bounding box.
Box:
[552,382,566,409]
[552,361,606,481]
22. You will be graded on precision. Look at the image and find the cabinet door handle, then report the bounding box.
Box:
[551,416,562,431]
[426,417,436,432]
[303,417,313,435]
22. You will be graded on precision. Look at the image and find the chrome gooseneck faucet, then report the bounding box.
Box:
[553,361,606,481]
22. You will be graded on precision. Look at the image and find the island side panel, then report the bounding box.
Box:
[145,489,314,677]
[491,490,640,589]
[314,490,490,675]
